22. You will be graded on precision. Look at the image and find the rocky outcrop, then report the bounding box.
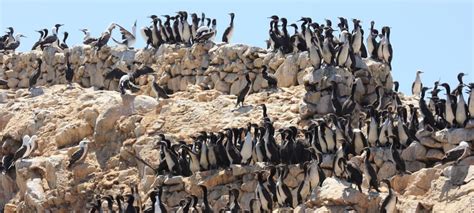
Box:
[1,44,473,212]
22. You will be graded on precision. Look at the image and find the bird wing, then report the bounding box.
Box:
[115,23,133,40]
[12,145,26,163]
[140,27,152,42]
[0,79,7,86]
[131,66,154,79]
[105,68,128,80]
[68,148,84,167]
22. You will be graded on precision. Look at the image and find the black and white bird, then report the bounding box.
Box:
[23,135,38,159]
[2,33,26,52]
[39,24,63,49]
[113,21,137,49]
[150,74,170,100]
[367,21,379,59]
[7,135,34,170]
[412,70,423,97]
[468,83,474,119]
[68,138,90,168]
[222,13,235,43]
[261,66,278,89]
[380,179,397,213]
[95,23,116,50]
[441,141,471,164]
[105,64,154,95]
[80,28,98,45]
[59,31,69,50]
[31,29,47,50]
[194,24,215,43]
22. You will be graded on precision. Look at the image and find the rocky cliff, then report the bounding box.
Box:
[0,43,473,212]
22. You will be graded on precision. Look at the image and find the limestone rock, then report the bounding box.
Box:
[313,177,371,212]
[274,55,298,87]
[447,128,474,144]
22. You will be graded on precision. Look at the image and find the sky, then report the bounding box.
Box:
[1,0,473,94]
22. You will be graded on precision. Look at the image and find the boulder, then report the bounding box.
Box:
[312,177,372,212]
[274,55,298,87]
[447,128,474,144]
[401,141,427,162]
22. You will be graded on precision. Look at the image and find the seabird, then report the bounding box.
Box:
[441,141,471,164]
[29,58,43,91]
[380,26,393,69]
[261,66,278,89]
[148,15,163,48]
[112,21,137,49]
[322,27,336,65]
[172,14,182,43]
[380,179,397,213]
[351,19,367,57]
[96,23,116,50]
[39,24,63,49]
[67,138,90,168]
[105,64,154,95]
[2,33,26,52]
[191,13,199,41]
[210,19,217,41]
[7,135,33,170]
[80,28,98,45]
[1,154,14,173]
[194,25,215,43]
[276,166,293,207]
[65,53,74,87]
[345,160,363,192]
[31,29,47,50]
[150,75,170,100]
[362,148,380,192]
[179,11,191,44]
[420,87,436,128]
[222,13,235,43]
[412,70,423,96]
[468,83,474,118]
[59,31,69,50]
[23,135,38,158]
[161,15,175,44]
[240,123,254,164]
[140,25,153,49]
[255,171,273,212]
[454,75,468,127]
[235,73,251,108]
[389,137,406,174]
[198,185,212,213]
[441,83,456,127]
[228,188,241,213]
[367,21,379,59]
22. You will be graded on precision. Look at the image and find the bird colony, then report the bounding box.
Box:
[0,12,474,213]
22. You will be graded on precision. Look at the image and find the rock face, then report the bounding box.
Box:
[0,44,473,212]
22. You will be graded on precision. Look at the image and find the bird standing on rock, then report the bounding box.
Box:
[235,73,252,108]
[222,13,235,43]
[261,66,278,89]
[68,138,90,169]
[29,58,43,91]
[412,70,423,97]
[150,75,170,100]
